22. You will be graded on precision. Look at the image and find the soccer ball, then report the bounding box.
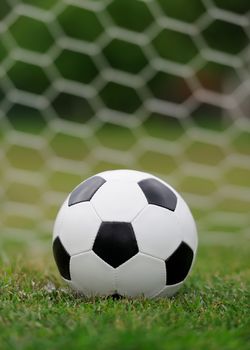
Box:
[53,169,198,298]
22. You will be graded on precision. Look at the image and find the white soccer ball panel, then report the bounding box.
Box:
[155,282,183,298]
[174,196,198,252]
[91,181,147,222]
[56,202,101,256]
[53,196,69,240]
[116,253,166,298]
[147,172,198,252]
[97,169,153,182]
[70,251,115,296]
[133,205,182,260]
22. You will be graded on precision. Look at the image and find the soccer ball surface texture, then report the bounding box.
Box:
[53,170,198,298]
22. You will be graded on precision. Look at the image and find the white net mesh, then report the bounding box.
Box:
[0,0,250,251]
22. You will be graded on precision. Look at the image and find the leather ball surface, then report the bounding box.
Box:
[53,169,198,298]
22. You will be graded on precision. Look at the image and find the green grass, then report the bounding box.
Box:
[0,245,249,350]
[1,119,249,349]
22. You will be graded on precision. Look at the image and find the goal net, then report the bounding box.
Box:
[0,0,249,251]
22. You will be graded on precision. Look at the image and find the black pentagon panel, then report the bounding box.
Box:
[111,293,123,300]
[68,176,106,206]
[165,241,194,285]
[138,178,177,211]
[53,237,71,280]
[93,222,138,268]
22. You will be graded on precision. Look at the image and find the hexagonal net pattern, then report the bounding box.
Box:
[0,0,249,251]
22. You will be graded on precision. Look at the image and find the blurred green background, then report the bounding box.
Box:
[0,0,250,252]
